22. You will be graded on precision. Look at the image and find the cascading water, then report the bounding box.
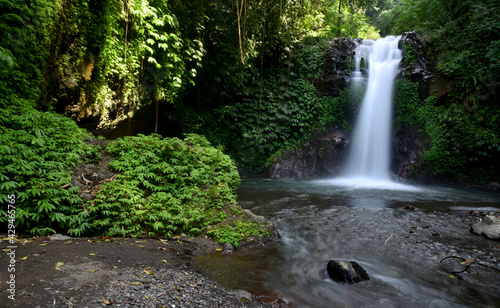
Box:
[342,36,402,185]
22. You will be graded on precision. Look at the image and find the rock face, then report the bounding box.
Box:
[400,31,433,100]
[265,32,435,181]
[392,126,431,183]
[471,215,500,240]
[263,129,348,179]
[314,38,361,98]
[326,260,369,284]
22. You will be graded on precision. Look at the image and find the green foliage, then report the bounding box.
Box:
[339,83,366,129]
[0,0,57,105]
[185,39,349,172]
[373,0,500,182]
[322,0,380,39]
[207,219,270,248]
[91,0,204,127]
[88,134,240,237]
[0,105,93,236]
[394,80,499,183]
[210,77,335,172]
[394,78,420,132]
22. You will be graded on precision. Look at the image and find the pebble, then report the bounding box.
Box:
[49,266,275,308]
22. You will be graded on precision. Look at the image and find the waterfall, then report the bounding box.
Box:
[344,36,402,184]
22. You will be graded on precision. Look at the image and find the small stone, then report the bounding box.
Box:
[49,234,73,241]
[223,243,234,253]
[234,289,252,302]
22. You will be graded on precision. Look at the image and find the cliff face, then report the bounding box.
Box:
[264,33,435,181]
[314,38,362,98]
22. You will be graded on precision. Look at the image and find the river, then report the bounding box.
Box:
[197,179,500,307]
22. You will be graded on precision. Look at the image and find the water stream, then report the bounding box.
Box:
[196,37,500,307]
[344,36,402,183]
[197,180,500,307]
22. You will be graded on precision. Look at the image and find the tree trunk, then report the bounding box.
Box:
[236,0,245,64]
[155,99,159,133]
[337,0,342,37]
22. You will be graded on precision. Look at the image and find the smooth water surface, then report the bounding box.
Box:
[197,179,500,307]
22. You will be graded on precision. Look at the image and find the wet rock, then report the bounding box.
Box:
[326,260,369,284]
[234,289,253,302]
[263,129,348,179]
[49,234,73,241]
[315,38,361,98]
[483,182,500,191]
[242,209,274,228]
[400,31,433,99]
[471,215,500,240]
[224,243,234,253]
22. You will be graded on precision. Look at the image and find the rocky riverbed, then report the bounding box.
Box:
[0,234,285,308]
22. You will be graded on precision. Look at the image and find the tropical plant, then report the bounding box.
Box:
[88,133,240,237]
[0,106,93,236]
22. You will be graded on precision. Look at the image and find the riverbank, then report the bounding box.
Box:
[0,234,285,307]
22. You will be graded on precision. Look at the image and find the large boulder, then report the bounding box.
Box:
[483,182,500,191]
[326,260,370,284]
[471,215,500,240]
[263,129,348,179]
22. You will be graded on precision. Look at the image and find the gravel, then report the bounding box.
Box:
[32,266,273,308]
[1,235,284,308]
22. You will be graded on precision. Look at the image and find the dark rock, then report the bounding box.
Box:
[400,31,433,100]
[403,204,415,210]
[393,125,431,183]
[223,243,234,253]
[326,260,369,284]
[81,192,94,200]
[483,182,500,191]
[471,215,500,240]
[263,129,348,179]
[314,38,361,98]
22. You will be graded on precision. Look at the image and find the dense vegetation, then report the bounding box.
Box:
[389,0,500,181]
[0,0,498,238]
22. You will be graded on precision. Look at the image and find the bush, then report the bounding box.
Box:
[88,133,241,237]
[0,106,93,236]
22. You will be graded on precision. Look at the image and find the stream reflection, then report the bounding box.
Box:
[196,179,500,307]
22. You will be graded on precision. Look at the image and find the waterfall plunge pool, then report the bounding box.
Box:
[196,37,499,308]
[196,179,500,307]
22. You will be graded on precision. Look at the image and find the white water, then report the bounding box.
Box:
[342,36,402,185]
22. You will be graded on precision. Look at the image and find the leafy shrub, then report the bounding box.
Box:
[394,78,420,132]
[0,106,93,235]
[207,219,270,248]
[88,133,241,237]
[418,97,499,182]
